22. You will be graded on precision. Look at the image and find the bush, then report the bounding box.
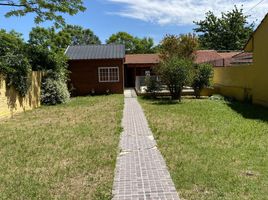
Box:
[41,77,70,105]
[191,63,213,98]
[156,56,191,101]
[145,76,161,98]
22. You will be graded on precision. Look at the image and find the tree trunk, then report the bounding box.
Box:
[194,87,201,99]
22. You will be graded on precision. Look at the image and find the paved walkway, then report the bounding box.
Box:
[112,89,180,200]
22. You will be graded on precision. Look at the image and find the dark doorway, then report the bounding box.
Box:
[125,66,135,87]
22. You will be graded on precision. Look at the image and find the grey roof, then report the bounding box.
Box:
[65,44,125,60]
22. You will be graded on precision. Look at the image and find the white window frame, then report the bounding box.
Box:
[98,67,120,83]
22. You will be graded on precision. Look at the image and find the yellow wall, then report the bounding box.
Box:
[251,16,268,107]
[0,71,42,119]
[213,15,268,107]
[213,65,254,101]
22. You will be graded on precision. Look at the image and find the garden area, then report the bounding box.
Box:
[0,95,123,199]
[139,97,268,199]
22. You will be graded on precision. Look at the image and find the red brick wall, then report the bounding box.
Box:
[68,59,124,95]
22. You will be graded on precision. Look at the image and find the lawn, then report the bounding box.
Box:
[0,95,123,200]
[139,97,268,200]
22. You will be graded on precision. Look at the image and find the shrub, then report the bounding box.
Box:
[156,56,192,101]
[41,77,70,105]
[145,76,161,98]
[191,63,213,98]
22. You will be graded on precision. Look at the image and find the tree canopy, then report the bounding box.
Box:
[1,0,86,27]
[0,30,31,96]
[194,6,254,50]
[60,25,101,45]
[28,26,100,53]
[159,34,199,60]
[106,32,156,54]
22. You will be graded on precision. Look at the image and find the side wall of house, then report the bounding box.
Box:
[69,59,124,95]
[213,16,268,107]
[0,71,42,119]
[252,16,268,107]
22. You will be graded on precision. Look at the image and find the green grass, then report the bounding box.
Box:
[139,97,268,200]
[0,95,123,200]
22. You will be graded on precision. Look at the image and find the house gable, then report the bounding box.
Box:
[244,13,268,52]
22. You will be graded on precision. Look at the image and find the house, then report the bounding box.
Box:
[244,13,268,106]
[213,13,268,107]
[66,44,125,95]
[65,44,243,96]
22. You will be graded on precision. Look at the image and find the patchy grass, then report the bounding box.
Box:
[0,95,123,199]
[139,98,268,200]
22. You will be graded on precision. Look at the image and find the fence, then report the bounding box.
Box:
[0,71,43,119]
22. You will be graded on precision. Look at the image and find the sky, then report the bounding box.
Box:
[0,0,267,44]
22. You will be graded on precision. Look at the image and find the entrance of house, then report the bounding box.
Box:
[124,65,135,88]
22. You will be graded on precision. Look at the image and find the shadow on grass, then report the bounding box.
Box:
[140,96,178,105]
[140,95,210,105]
[227,101,268,122]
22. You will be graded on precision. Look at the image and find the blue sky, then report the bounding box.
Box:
[0,0,267,44]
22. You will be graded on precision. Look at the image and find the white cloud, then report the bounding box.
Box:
[106,0,268,25]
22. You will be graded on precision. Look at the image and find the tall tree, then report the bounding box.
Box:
[106,32,156,54]
[1,0,86,27]
[194,6,254,50]
[28,26,100,52]
[106,32,137,53]
[159,34,199,60]
[60,25,101,45]
[0,30,31,96]
[134,37,155,54]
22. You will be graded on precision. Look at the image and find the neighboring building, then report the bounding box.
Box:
[66,44,125,95]
[244,13,268,106]
[213,13,268,107]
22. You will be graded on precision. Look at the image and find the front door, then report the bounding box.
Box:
[125,66,135,87]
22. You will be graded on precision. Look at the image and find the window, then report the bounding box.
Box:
[98,67,119,82]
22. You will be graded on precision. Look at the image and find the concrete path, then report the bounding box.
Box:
[112,89,180,200]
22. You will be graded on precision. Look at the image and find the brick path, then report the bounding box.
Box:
[112,90,180,200]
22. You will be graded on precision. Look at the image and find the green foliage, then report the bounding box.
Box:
[0,29,32,96]
[145,76,161,97]
[156,56,192,101]
[60,25,101,45]
[3,0,86,28]
[25,27,71,105]
[191,63,213,98]
[194,6,254,50]
[160,33,199,60]
[106,32,156,54]
[29,26,101,53]
[41,77,70,105]
[135,37,156,54]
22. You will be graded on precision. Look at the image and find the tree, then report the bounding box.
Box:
[106,32,137,53]
[134,37,155,54]
[106,32,156,54]
[159,34,199,60]
[156,56,192,101]
[191,63,213,98]
[60,25,101,45]
[27,27,70,104]
[145,76,161,98]
[194,6,254,50]
[0,29,31,96]
[29,26,101,53]
[1,0,86,27]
